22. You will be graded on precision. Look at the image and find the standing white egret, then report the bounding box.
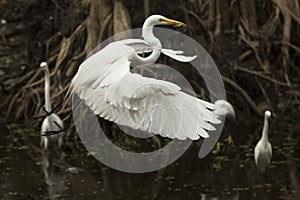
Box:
[40,62,64,149]
[71,15,234,140]
[254,110,272,173]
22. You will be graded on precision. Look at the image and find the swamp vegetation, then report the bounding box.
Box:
[0,0,299,199]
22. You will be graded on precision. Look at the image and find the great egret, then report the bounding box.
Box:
[254,110,272,173]
[71,15,234,140]
[40,62,64,149]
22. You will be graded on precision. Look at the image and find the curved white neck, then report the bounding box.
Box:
[133,21,162,65]
[261,116,269,144]
[44,65,52,112]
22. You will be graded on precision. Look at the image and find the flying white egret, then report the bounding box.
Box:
[40,62,64,149]
[254,110,272,173]
[71,15,234,140]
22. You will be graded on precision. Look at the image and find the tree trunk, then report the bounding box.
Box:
[113,0,131,40]
[219,0,231,33]
[85,0,112,53]
[239,0,257,31]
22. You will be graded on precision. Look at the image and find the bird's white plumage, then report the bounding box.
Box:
[254,140,272,173]
[73,52,220,140]
[213,99,235,118]
[41,114,64,149]
[265,110,271,117]
[254,110,272,173]
[161,48,197,62]
[71,15,234,141]
[40,62,64,149]
[117,39,197,63]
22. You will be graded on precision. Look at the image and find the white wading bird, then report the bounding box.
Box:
[71,15,234,140]
[254,110,272,173]
[40,62,64,149]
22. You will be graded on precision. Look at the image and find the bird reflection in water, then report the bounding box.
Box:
[41,147,67,199]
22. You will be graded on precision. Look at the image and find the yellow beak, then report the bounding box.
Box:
[161,17,186,27]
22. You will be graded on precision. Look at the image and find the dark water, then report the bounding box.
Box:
[0,114,299,200]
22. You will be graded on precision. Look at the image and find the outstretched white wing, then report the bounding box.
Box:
[161,49,197,62]
[72,43,221,140]
[80,74,221,140]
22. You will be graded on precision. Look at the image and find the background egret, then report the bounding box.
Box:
[40,62,64,149]
[0,1,298,198]
[254,110,272,173]
[71,15,234,141]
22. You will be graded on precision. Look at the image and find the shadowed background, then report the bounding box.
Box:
[0,0,299,199]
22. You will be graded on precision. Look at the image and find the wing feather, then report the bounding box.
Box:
[161,48,197,62]
[76,69,221,140]
[72,40,221,140]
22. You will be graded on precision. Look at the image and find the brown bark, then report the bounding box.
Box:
[143,0,150,18]
[239,0,257,31]
[272,0,296,86]
[208,0,215,29]
[113,0,131,39]
[85,0,112,53]
[214,0,221,35]
[219,0,231,33]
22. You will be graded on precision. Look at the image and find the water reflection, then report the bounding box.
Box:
[200,191,239,200]
[41,148,67,199]
[0,114,299,199]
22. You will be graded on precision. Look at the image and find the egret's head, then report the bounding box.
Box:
[265,110,271,118]
[144,15,186,27]
[40,62,47,69]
